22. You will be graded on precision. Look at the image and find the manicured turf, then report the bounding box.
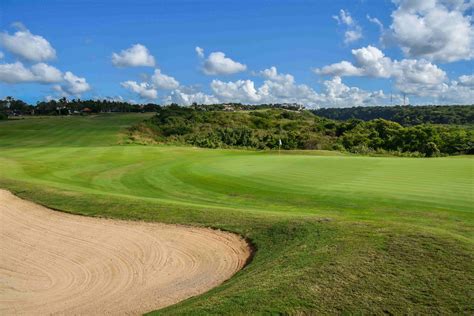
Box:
[1,114,473,314]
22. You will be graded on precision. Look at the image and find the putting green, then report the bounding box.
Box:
[1,114,473,314]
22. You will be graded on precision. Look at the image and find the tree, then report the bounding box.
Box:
[423,142,440,157]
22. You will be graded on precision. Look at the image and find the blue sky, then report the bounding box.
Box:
[0,0,472,107]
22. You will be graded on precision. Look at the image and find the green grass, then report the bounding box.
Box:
[1,114,473,314]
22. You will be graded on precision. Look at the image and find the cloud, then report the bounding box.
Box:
[0,61,90,98]
[112,44,156,67]
[0,62,35,83]
[257,67,321,105]
[146,66,410,107]
[314,45,392,77]
[458,74,474,87]
[54,71,91,96]
[314,45,447,95]
[211,79,261,103]
[207,66,398,107]
[388,0,474,62]
[62,71,91,94]
[432,76,474,104]
[315,44,473,103]
[122,68,179,99]
[166,89,218,105]
[0,23,56,62]
[120,80,157,99]
[392,59,447,89]
[351,45,394,77]
[199,50,247,75]
[333,9,362,44]
[367,14,384,31]
[30,63,63,83]
[344,30,363,44]
[399,74,474,104]
[150,69,179,90]
[333,9,354,26]
[321,76,400,107]
[44,95,58,102]
[195,46,204,58]
[0,22,90,97]
[259,66,295,83]
[0,61,62,83]
[315,60,363,77]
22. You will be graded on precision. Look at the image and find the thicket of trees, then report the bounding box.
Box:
[0,97,301,116]
[313,105,474,126]
[0,97,160,115]
[130,105,473,156]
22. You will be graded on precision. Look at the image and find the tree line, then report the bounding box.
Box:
[313,105,474,126]
[0,97,161,116]
[0,97,303,117]
[129,105,473,157]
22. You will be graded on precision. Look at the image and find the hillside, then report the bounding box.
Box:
[130,105,474,156]
[313,105,474,126]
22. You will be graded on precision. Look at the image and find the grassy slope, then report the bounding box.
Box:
[0,114,473,314]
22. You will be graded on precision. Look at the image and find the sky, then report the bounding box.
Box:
[0,0,472,108]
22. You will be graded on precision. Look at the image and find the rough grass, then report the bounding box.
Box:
[0,114,472,314]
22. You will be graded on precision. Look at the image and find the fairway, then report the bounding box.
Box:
[1,114,473,314]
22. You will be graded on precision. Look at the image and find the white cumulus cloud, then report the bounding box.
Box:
[112,44,156,67]
[166,89,218,105]
[0,23,56,62]
[54,71,91,96]
[121,80,157,99]
[207,66,397,107]
[315,60,363,77]
[321,76,399,107]
[150,69,179,90]
[0,61,63,84]
[30,63,63,83]
[198,50,247,75]
[314,45,448,95]
[211,79,261,102]
[0,62,35,83]
[389,0,474,62]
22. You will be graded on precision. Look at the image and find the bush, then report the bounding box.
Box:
[423,142,441,157]
[132,105,473,156]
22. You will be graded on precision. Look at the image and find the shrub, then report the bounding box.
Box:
[132,105,472,156]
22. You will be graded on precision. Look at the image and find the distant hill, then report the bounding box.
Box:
[313,105,474,126]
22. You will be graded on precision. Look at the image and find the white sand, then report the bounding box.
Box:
[0,190,250,315]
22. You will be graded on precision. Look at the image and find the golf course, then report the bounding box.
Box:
[0,113,473,314]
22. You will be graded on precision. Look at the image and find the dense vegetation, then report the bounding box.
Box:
[0,114,472,314]
[313,105,474,126]
[0,96,160,115]
[3,97,472,156]
[0,97,299,116]
[131,105,473,157]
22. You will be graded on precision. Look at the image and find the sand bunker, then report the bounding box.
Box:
[0,190,250,315]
